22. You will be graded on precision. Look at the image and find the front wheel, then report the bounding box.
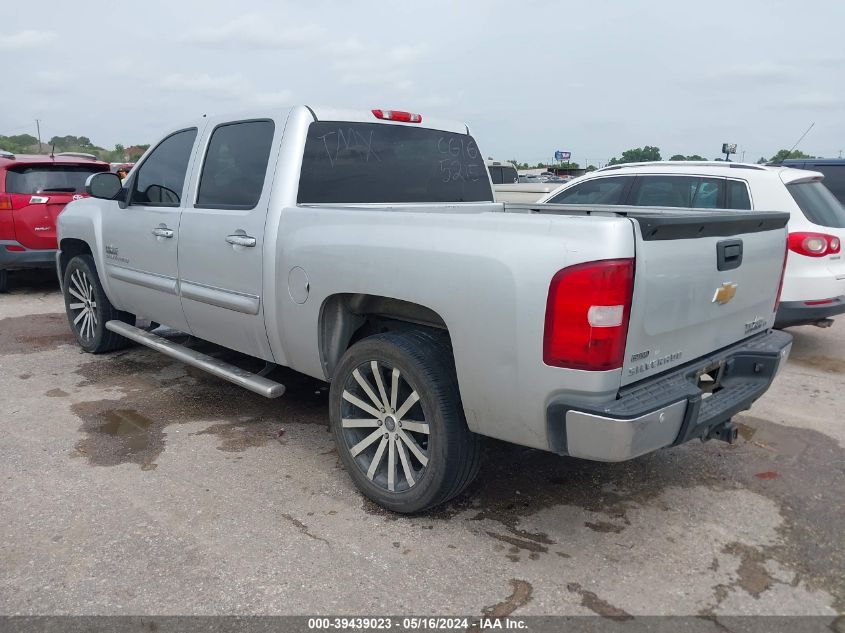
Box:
[329,330,480,513]
[62,254,134,353]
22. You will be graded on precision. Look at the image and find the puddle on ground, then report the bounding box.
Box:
[566,582,632,620]
[98,409,154,452]
[71,347,329,471]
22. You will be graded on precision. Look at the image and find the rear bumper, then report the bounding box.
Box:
[547,330,793,461]
[775,296,845,328]
[0,240,56,271]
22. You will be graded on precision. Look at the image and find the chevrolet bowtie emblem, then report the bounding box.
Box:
[713,282,738,305]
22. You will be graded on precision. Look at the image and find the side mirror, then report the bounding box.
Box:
[86,172,123,200]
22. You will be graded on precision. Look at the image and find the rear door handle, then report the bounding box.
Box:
[151,226,174,238]
[225,234,257,248]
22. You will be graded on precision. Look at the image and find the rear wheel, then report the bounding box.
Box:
[330,330,480,513]
[63,255,134,353]
[0,270,7,293]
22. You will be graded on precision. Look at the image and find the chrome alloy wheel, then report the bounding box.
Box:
[340,360,430,493]
[67,269,98,341]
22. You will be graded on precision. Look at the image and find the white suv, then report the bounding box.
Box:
[538,161,845,328]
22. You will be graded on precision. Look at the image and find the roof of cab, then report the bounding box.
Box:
[306,106,469,135]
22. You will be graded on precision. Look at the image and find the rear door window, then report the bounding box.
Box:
[488,166,503,184]
[631,175,726,208]
[727,180,752,210]
[196,120,275,209]
[298,122,493,204]
[787,181,845,228]
[4,164,107,194]
[546,176,630,204]
[131,128,198,207]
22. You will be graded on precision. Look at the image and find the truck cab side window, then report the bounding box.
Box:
[547,176,629,204]
[488,167,503,184]
[130,129,197,207]
[196,120,275,209]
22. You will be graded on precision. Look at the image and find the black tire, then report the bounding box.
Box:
[330,330,480,513]
[62,254,134,353]
[0,270,7,293]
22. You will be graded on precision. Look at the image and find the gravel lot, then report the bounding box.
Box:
[1,270,843,617]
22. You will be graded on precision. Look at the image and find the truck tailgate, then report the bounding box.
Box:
[621,210,789,386]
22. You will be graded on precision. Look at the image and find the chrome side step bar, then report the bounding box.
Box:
[105,320,286,398]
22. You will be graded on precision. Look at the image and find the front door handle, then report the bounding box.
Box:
[151,226,174,239]
[225,234,257,248]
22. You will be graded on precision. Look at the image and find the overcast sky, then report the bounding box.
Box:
[3,0,844,165]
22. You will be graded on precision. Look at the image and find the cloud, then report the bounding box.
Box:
[158,73,291,108]
[182,14,322,49]
[777,92,845,111]
[0,29,56,50]
[329,43,427,91]
[713,62,797,85]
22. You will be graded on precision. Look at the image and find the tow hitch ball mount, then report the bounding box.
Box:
[705,421,739,444]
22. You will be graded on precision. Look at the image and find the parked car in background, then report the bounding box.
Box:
[58,106,792,512]
[782,159,845,207]
[0,150,109,292]
[538,161,845,328]
[489,162,557,202]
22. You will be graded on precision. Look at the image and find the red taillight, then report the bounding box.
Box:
[805,298,834,306]
[543,259,635,371]
[5,245,25,252]
[0,195,11,211]
[787,232,841,257]
[372,109,422,123]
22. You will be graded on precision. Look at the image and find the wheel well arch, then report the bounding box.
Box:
[58,238,92,280]
[319,293,451,379]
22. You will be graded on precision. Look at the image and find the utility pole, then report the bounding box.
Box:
[35,119,42,152]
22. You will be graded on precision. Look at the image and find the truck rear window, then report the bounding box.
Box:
[4,164,107,194]
[298,122,493,204]
[787,181,845,228]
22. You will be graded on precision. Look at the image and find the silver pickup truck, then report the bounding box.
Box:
[57,105,793,512]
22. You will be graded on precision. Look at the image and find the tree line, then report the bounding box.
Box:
[504,146,816,171]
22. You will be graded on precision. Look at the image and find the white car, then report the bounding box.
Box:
[538,161,845,328]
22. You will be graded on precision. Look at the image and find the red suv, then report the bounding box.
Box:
[0,150,109,291]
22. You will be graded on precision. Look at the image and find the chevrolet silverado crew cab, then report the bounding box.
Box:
[57,106,792,513]
[539,161,845,328]
[0,150,109,292]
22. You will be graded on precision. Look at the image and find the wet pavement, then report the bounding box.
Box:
[0,271,843,616]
